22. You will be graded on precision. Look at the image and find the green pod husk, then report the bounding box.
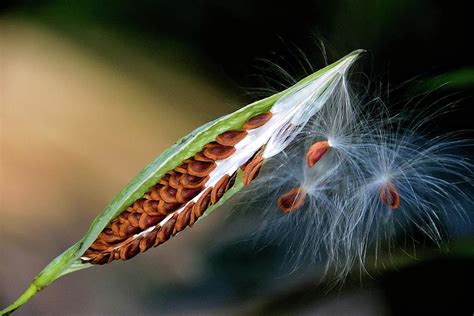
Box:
[1,49,364,315]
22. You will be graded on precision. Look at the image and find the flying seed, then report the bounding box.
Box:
[243,112,273,130]
[379,181,400,209]
[277,187,307,213]
[306,141,330,168]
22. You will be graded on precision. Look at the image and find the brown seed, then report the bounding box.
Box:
[193,187,212,217]
[188,160,217,177]
[169,172,182,189]
[110,221,121,236]
[99,228,123,243]
[89,239,110,251]
[159,173,171,185]
[158,200,182,215]
[243,112,273,130]
[176,186,202,203]
[175,163,188,174]
[194,152,214,162]
[180,173,209,189]
[149,184,163,200]
[175,202,194,233]
[119,239,140,260]
[138,213,163,230]
[204,144,236,160]
[155,214,178,245]
[379,182,400,209]
[139,229,158,252]
[143,199,161,216]
[127,212,141,227]
[119,222,140,237]
[211,174,230,204]
[242,155,264,185]
[160,185,178,203]
[306,141,330,168]
[131,199,146,212]
[90,253,110,265]
[216,130,248,146]
[277,187,307,213]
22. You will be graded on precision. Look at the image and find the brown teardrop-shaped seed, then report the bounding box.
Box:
[277,187,307,213]
[216,130,248,146]
[119,239,140,260]
[106,251,115,264]
[175,202,194,234]
[194,187,212,217]
[169,172,182,189]
[139,229,158,252]
[118,212,132,224]
[189,210,197,227]
[188,160,217,177]
[306,141,330,168]
[176,186,202,203]
[158,200,182,215]
[89,239,111,251]
[194,151,214,162]
[138,213,164,230]
[91,253,110,265]
[243,112,273,130]
[159,174,170,185]
[211,174,230,204]
[175,163,188,174]
[155,214,178,245]
[204,144,236,160]
[99,228,123,243]
[143,199,161,216]
[242,155,264,185]
[110,221,121,236]
[150,184,163,200]
[379,182,400,209]
[160,185,178,203]
[127,212,141,227]
[119,222,140,237]
[131,199,146,212]
[180,173,209,189]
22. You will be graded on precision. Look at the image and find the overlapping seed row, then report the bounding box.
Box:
[83,112,273,264]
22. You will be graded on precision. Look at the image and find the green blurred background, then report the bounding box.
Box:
[1,1,473,315]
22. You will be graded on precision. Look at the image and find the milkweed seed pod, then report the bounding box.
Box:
[1,50,365,314]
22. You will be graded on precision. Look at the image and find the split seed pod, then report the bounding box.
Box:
[1,50,364,314]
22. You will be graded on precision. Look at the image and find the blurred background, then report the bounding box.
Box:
[1,1,473,315]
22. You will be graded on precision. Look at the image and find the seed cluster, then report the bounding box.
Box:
[83,112,272,264]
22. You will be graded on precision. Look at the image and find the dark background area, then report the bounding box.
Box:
[1,1,473,315]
